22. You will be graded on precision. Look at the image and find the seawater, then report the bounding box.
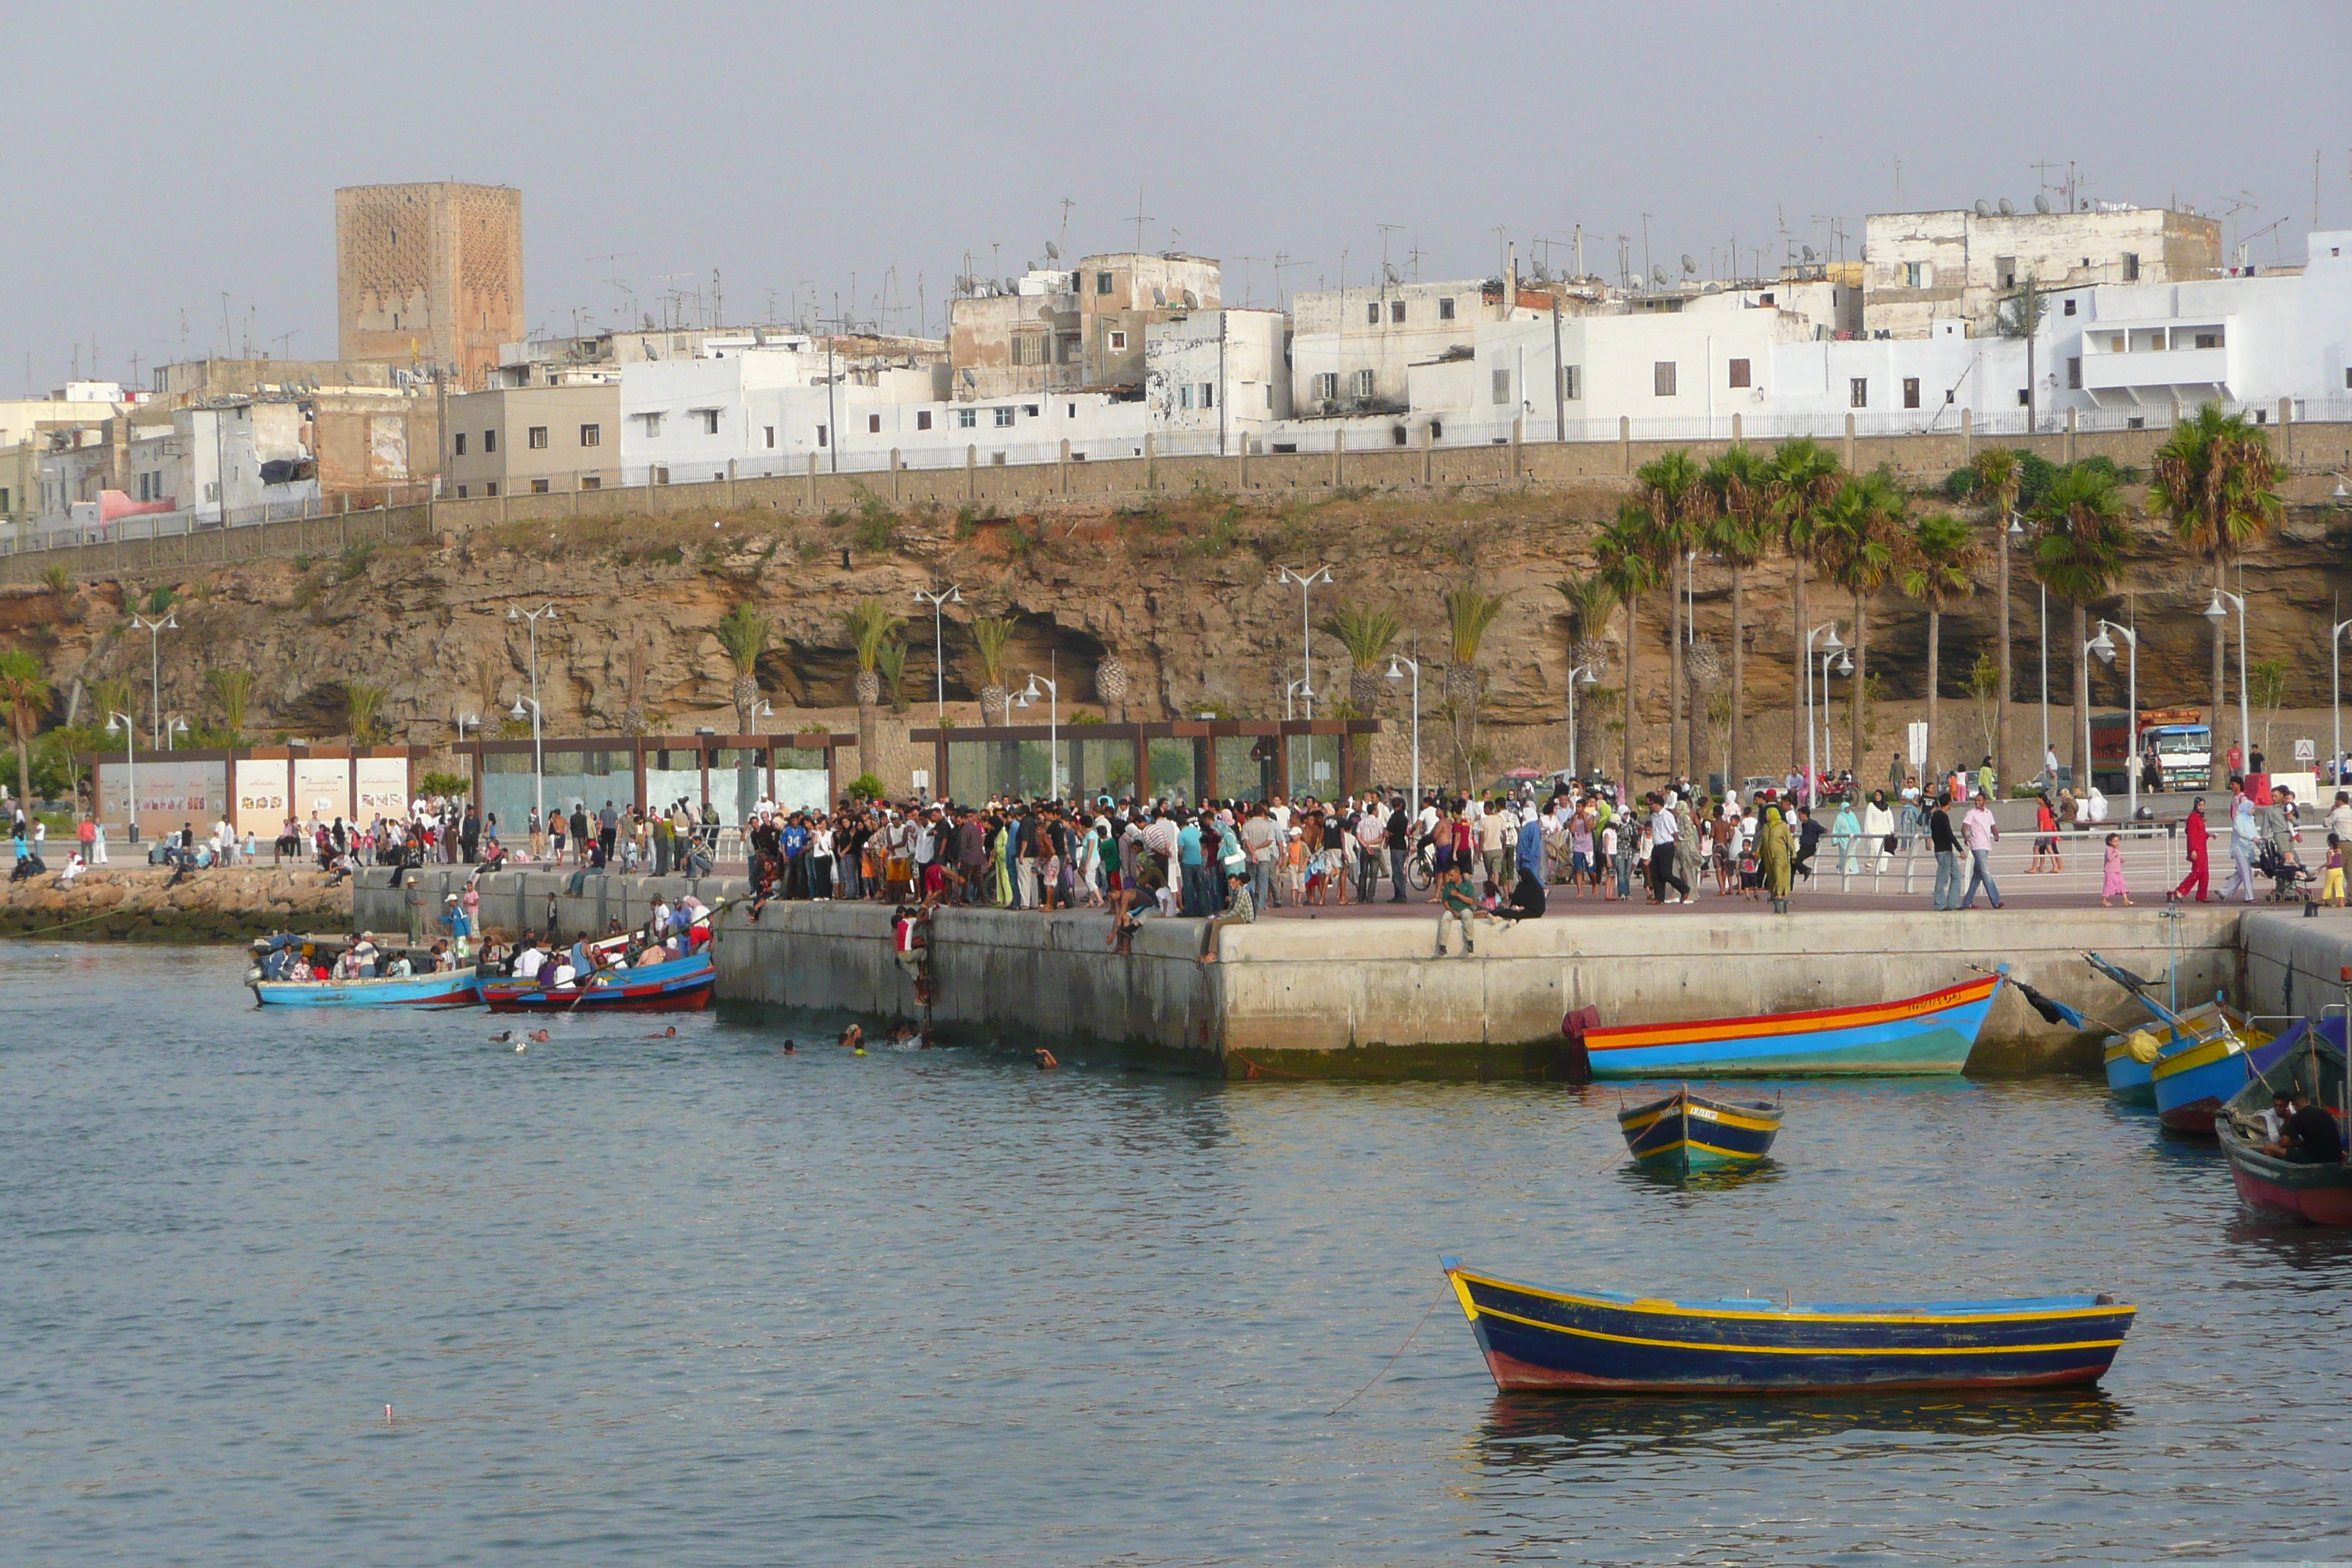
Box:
[4,941,2349,1567]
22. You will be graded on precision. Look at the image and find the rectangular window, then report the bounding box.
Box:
[2122,252,2141,282]
[453,432,467,456]
[1439,297,1456,320]
[1727,358,1751,389]
[1197,383,1213,410]
[2194,332,2221,350]
[529,478,550,494]
[1561,365,1581,400]
[527,426,549,449]
[1849,377,1868,408]
[868,414,881,434]
[484,481,500,497]
[2062,298,2077,315]
[1067,402,1077,417]
[1366,302,1381,325]
[2067,358,2082,390]
[1314,372,1338,402]
[1491,368,1511,404]
[579,423,600,446]
[698,410,720,435]
[1653,361,1677,397]
[581,475,601,490]
[815,424,828,447]
[641,412,663,436]
[1902,261,1923,287]
[916,410,932,430]
[1995,256,2016,289]
[2017,388,2030,407]
[957,409,976,429]
[484,429,497,453]
[1025,404,1039,417]
[1107,330,1127,350]
[764,426,775,448]
[992,407,1014,427]
[1903,377,1921,408]
[456,484,467,498]
[1390,300,1405,323]
[652,466,669,484]
[1180,384,1195,410]
[1096,271,1113,295]
[1353,369,1375,399]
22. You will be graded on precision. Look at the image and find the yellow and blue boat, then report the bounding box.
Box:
[1441,1259,2136,1395]
[1576,971,2004,1077]
[1616,1087,1782,1175]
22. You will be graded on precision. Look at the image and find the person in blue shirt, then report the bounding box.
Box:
[779,816,810,899]
[1175,816,1206,916]
[1503,812,1548,921]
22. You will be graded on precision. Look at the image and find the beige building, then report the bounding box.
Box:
[949,252,1221,399]
[1863,204,2220,337]
[443,385,620,498]
[336,181,525,391]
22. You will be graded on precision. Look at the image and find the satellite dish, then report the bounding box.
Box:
[1973,200,1993,218]
[1680,254,1697,275]
[1180,289,1197,308]
[2034,195,2051,214]
[1801,245,1817,263]
[1651,264,1670,285]
[1998,198,2016,216]
[1382,262,1401,285]
[1044,241,1060,260]
[960,368,976,386]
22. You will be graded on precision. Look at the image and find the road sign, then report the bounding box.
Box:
[1907,721,1928,768]
[2294,737,2316,761]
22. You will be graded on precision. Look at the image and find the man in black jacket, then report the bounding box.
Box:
[1385,796,1411,903]
[1928,794,1961,911]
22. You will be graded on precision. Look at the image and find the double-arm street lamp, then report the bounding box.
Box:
[913,584,963,721]
[508,695,543,829]
[2087,619,2138,821]
[1015,673,1059,796]
[2204,588,2250,777]
[129,611,176,750]
[1276,565,1333,720]
[1384,653,1421,807]
[1803,622,1844,799]
[102,711,137,842]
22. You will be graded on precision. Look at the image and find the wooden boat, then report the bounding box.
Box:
[2101,1000,2242,1109]
[1574,971,2003,1078]
[483,951,715,1013]
[2149,1018,2287,1134]
[1441,1258,2136,1395]
[2215,1021,2351,1225]
[1616,1087,1782,1175]
[250,968,483,1008]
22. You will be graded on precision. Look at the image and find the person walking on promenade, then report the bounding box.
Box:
[2322,834,2346,908]
[1648,793,1692,905]
[2100,832,2133,908]
[1956,790,2005,910]
[1929,793,1962,911]
[2029,794,2059,874]
[2173,796,2211,902]
[1760,801,1795,913]
[2220,780,2258,902]
[1385,794,1411,904]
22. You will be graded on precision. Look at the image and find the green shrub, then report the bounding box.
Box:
[845,772,886,802]
[1942,466,1980,501]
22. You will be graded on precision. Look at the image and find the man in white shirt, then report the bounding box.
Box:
[514,942,547,980]
[1957,792,2005,909]
[1648,794,1691,903]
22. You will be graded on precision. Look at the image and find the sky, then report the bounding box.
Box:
[7,0,2350,395]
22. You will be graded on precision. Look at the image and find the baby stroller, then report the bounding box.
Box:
[2255,839,2317,902]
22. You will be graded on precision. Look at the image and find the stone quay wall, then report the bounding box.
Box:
[0,863,352,941]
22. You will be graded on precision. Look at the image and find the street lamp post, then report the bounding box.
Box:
[2039,581,2050,785]
[2088,619,2138,822]
[2329,595,2351,791]
[1384,654,1421,807]
[166,717,189,752]
[102,712,136,843]
[1820,647,1852,783]
[2204,588,2250,777]
[913,584,963,722]
[129,611,177,750]
[1276,565,1333,719]
[1565,662,1599,781]
[1285,678,1313,720]
[507,602,559,730]
[1017,673,1059,797]
[1803,622,1844,802]
[509,696,543,831]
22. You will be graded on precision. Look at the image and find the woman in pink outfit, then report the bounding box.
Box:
[2099,832,2132,907]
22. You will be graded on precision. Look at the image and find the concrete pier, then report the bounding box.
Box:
[353,866,2271,1077]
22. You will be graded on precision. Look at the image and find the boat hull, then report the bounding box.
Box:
[1443,1262,2133,1395]
[1580,974,2002,1078]
[1617,1091,1781,1175]
[251,972,483,1008]
[2216,1022,2350,1224]
[2102,1050,2156,1107]
[2151,1028,2292,1134]
[483,955,715,1013]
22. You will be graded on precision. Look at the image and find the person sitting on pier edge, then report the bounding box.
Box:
[2262,1087,2343,1164]
[1436,860,1482,956]
[1196,870,1255,965]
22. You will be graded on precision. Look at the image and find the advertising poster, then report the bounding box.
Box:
[232,759,291,839]
[354,756,410,822]
[99,758,227,842]
[292,757,352,824]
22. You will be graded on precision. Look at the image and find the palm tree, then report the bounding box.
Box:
[205,666,254,743]
[342,682,386,745]
[845,596,908,776]
[970,615,1017,726]
[877,638,910,715]
[2029,465,2130,784]
[1898,512,1981,789]
[1322,601,1402,715]
[0,649,51,809]
[1594,502,1658,796]
[1095,652,1128,723]
[1635,448,1710,780]
[1441,586,1507,791]
[2151,402,2283,777]
[1553,573,1616,770]
[1765,437,1845,772]
[1991,275,2051,433]
[1700,445,1770,788]
[1814,472,1901,774]
[1970,447,2024,788]
[712,603,771,735]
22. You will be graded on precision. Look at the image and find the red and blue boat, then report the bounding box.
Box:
[2215,1021,2351,1225]
[483,951,715,1013]
[1575,970,2005,1078]
[1441,1258,2136,1395]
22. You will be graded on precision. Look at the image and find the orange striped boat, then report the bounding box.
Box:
[1574,969,2006,1078]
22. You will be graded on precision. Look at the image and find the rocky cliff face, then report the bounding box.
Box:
[11,477,2351,786]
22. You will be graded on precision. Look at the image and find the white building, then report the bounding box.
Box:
[1862,203,2222,338]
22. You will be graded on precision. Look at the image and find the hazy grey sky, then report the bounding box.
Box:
[8,1,2349,394]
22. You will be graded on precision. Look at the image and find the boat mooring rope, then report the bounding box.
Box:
[1327,1284,1451,1417]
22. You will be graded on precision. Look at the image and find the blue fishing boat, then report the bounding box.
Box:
[483,951,715,1013]
[1575,971,2004,1077]
[250,968,483,1008]
[2150,1017,2291,1134]
[1441,1258,2136,1395]
[1616,1087,1782,1175]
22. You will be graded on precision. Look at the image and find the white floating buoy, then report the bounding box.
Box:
[385,1404,393,1423]
[516,1041,527,1053]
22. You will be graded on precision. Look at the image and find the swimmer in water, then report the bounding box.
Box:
[840,1024,864,1052]
[529,1029,551,1044]
[1035,1047,1058,1070]
[780,1039,797,1054]
[489,1030,516,1044]
[643,1025,679,1039]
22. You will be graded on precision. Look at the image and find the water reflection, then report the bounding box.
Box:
[1613,1159,1789,1196]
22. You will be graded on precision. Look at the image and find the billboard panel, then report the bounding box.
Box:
[232,758,290,838]
[354,756,410,822]
[98,758,227,842]
[292,757,351,823]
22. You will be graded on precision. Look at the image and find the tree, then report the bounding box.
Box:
[342,682,386,745]
[2150,401,2283,777]
[1635,448,1711,781]
[1700,444,1770,788]
[1814,472,1901,778]
[712,603,772,735]
[1594,502,1659,798]
[0,649,51,809]
[970,615,1017,726]
[1897,511,1981,790]
[1441,586,1507,791]
[878,638,911,716]
[2249,657,2289,760]
[1322,601,1402,715]
[1553,573,1616,773]
[1991,275,2051,434]
[2029,464,2130,784]
[1969,446,2024,786]
[1765,437,1845,772]
[845,596,908,778]
[1964,650,2003,761]
[205,666,253,744]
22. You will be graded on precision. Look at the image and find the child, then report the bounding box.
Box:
[2099,831,2132,908]
[2323,833,2346,908]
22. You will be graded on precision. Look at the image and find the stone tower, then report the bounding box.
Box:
[335,182,524,391]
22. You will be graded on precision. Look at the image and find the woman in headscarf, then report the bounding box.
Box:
[1759,801,1795,912]
[1673,791,1703,897]
[1831,795,1863,876]
[1861,789,1896,875]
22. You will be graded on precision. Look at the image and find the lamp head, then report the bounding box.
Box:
[169,717,188,733]
[1577,667,1597,687]
[1386,657,1404,680]
[508,606,519,622]
[544,606,557,621]
[2089,630,2117,664]
[1020,676,1042,701]
[1836,653,1853,676]
[1822,628,1844,652]
[510,698,527,720]
[162,614,177,630]
[2008,512,2025,536]
[105,716,119,736]
[2204,593,2228,625]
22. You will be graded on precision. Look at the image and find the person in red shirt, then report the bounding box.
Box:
[2173,796,2211,902]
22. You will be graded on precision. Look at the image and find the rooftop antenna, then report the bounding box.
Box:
[1229,255,1259,308]
[587,254,634,329]
[1376,222,1405,289]
[1640,214,1652,289]
[1058,195,1077,254]
[1131,187,1152,255]
[1406,241,1427,282]
[1892,154,1902,210]
[1273,250,1294,312]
